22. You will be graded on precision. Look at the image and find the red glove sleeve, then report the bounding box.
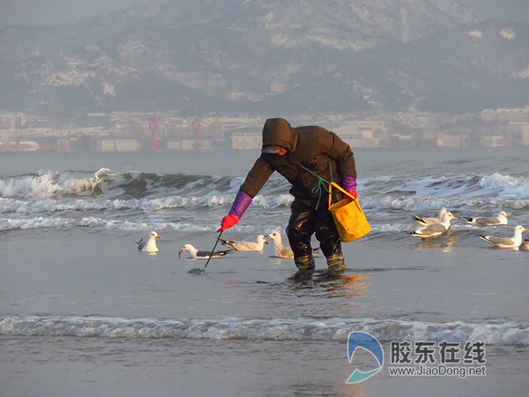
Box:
[217,214,239,232]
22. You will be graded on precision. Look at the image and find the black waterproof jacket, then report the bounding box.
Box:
[239,118,356,203]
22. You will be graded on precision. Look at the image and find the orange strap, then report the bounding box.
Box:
[328,182,360,209]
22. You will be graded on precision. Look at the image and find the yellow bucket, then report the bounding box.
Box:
[328,182,370,242]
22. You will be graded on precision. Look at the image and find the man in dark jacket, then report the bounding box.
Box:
[218,118,358,275]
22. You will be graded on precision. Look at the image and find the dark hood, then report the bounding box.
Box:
[262,118,298,152]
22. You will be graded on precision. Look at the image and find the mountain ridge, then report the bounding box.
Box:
[1,0,528,114]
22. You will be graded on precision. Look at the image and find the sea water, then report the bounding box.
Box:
[1,148,529,396]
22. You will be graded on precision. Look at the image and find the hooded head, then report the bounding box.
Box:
[261,118,297,154]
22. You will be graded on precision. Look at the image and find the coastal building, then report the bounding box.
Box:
[521,123,529,146]
[482,135,505,148]
[99,138,141,152]
[436,133,470,149]
[231,132,260,150]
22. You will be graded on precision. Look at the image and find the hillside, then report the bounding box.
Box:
[1,0,528,114]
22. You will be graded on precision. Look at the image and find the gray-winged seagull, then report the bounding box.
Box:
[464,211,509,226]
[479,225,529,250]
[413,207,456,226]
[220,234,268,252]
[178,243,233,259]
[409,211,457,239]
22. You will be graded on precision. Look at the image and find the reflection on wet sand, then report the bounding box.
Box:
[322,274,368,299]
[289,271,369,299]
[285,379,367,397]
[412,234,460,253]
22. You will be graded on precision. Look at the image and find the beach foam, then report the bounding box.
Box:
[1,315,527,345]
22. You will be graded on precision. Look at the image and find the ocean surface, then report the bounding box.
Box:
[1,148,529,396]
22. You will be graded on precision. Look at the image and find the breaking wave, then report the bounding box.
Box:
[1,315,528,345]
[1,170,528,202]
[2,169,529,201]
[0,193,295,215]
[0,216,214,233]
[2,170,529,231]
[0,216,288,234]
[0,168,112,199]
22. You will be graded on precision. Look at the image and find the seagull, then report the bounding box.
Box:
[413,207,456,226]
[464,211,509,226]
[479,225,529,250]
[178,243,233,259]
[265,232,294,259]
[265,232,320,259]
[409,211,457,239]
[136,231,160,254]
[90,168,111,195]
[220,234,268,252]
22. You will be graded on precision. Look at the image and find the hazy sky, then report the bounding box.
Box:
[1,0,528,28]
[1,0,148,27]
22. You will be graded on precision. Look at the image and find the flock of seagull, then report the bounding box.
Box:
[135,209,529,257]
[136,230,297,259]
[410,208,529,251]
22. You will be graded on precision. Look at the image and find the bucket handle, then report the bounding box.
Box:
[328,182,361,210]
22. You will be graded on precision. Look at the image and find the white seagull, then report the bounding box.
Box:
[265,232,294,259]
[479,225,529,250]
[464,211,509,226]
[136,231,160,254]
[178,243,233,259]
[409,211,457,239]
[220,234,268,252]
[265,232,320,259]
[413,207,456,226]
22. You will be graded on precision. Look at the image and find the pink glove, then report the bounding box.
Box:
[342,176,358,199]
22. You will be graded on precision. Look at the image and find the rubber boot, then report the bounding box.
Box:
[288,255,315,281]
[295,255,315,272]
[327,254,346,276]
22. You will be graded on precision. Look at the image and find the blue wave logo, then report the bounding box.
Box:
[346,331,384,384]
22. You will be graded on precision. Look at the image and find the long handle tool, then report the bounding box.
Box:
[204,231,223,270]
